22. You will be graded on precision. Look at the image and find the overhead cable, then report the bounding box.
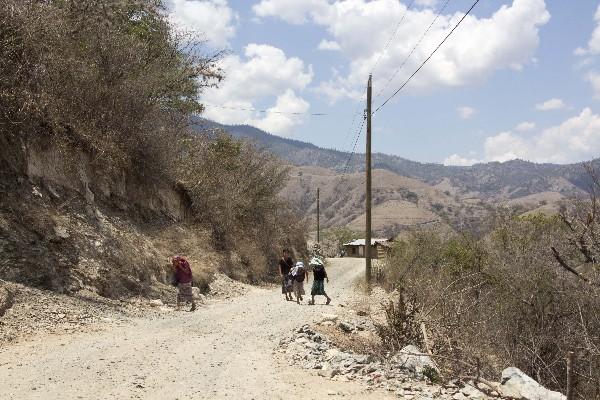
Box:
[374,0,452,99]
[203,103,328,116]
[374,0,481,114]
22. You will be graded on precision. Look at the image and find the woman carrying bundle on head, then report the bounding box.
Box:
[308,257,331,305]
[290,261,308,304]
[171,256,197,312]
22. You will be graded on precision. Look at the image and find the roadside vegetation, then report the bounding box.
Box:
[0,0,306,293]
[379,166,600,398]
[319,227,358,257]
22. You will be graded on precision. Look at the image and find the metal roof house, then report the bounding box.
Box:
[343,238,393,259]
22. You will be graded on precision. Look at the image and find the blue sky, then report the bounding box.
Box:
[167,0,600,165]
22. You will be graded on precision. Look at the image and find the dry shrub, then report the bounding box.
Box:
[175,131,308,280]
[382,195,600,398]
[1,0,223,178]
[375,291,423,352]
[0,0,306,292]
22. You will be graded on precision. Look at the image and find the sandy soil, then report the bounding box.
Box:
[0,258,395,400]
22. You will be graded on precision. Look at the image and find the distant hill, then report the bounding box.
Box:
[193,118,597,201]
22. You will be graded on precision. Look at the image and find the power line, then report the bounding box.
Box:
[341,115,367,176]
[340,1,418,159]
[374,0,452,99]
[203,103,329,116]
[370,0,418,75]
[374,0,481,114]
[340,84,368,154]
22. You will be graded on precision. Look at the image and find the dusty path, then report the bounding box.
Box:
[0,258,394,400]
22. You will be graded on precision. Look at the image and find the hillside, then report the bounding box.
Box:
[283,166,491,236]
[196,119,594,201]
[193,119,592,235]
[0,2,305,300]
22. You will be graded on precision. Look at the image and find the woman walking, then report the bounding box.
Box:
[171,256,196,312]
[291,261,308,304]
[308,257,331,305]
[279,249,294,301]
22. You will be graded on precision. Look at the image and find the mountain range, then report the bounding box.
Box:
[193,119,597,234]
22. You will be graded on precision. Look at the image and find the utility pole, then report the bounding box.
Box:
[365,75,372,287]
[317,188,320,244]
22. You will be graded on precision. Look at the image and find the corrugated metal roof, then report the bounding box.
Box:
[343,238,391,246]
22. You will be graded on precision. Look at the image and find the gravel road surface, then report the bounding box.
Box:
[0,258,394,400]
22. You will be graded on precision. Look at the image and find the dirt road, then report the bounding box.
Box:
[0,258,394,400]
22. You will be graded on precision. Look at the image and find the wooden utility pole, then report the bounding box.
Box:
[317,188,320,244]
[365,75,372,286]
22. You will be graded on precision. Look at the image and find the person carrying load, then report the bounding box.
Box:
[308,257,331,305]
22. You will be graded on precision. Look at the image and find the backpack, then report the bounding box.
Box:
[294,266,305,282]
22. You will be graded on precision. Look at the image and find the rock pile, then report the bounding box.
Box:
[279,324,484,399]
[279,322,566,400]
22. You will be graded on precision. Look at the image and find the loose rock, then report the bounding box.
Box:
[500,367,566,400]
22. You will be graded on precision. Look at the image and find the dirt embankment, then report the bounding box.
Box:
[0,139,226,303]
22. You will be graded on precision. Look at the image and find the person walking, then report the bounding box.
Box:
[291,261,308,304]
[308,257,331,305]
[279,249,294,301]
[171,256,196,312]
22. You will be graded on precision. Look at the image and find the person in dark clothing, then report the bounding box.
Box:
[278,249,294,301]
[171,256,196,312]
[308,257,331,305]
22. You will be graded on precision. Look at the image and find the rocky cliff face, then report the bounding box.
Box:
[0,138,213,298]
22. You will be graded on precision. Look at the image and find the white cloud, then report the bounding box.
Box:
[415,0,438,7]
[247,90,310,135]
[252,0,328,25]
[255,0,550,103]
[535,98,566,111]
[443,154,478,166]
[575,5,600,56]
[318,40,341,51]
[457,106,475,119]
[201,44,314,136]
[587,71,600,99]
[483,131,528,162]
[515,121,536,131]
[169,0,237,48]
[477,108,600,164]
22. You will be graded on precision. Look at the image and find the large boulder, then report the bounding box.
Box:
[500,367,566,400]
[391,345,438,377]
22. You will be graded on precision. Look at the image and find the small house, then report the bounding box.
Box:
[343,238,393,259]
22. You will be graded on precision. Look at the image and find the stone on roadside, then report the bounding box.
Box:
[338,321,355,333]
[500,367,566,400]
[452,392,468,400]
[319,364,339,379]
[148,299,163,307]
[391,345,438,377]
[461,384,487,399]
[320,313,339,323]
[191,287,205,301]
[324,348,340,361]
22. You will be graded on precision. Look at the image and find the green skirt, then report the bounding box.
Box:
[311,280,326,296]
